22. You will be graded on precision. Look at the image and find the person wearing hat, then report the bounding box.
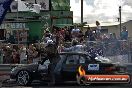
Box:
[120,26,128,40]
[43,39,60,86]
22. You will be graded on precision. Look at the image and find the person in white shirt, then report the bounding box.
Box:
[63,39,86,52]
[71,29,80,38]
[20,47,27,64]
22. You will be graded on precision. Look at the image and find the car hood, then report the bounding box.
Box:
[95,56,112,63]
[15,63,39,72]
[95,56,124,66]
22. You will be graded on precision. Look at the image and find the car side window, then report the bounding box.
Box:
[66,55,79,65]
[60,55,66,60]
[86,55,92,63]
[79,56,85,64]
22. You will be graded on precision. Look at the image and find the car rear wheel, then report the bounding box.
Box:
[17,70,32,86]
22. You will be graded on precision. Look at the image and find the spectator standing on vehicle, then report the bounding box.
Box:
[120,26,128,40]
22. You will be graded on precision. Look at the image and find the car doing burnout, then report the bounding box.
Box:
[10,52,128,86]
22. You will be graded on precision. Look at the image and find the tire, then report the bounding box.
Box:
[16,70,32,86]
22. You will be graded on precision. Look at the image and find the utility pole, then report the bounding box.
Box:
[81,0,83,30]
[119,6,121,36]
[35,0,37,4]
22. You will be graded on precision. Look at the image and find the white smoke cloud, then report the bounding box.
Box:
[70,0,132,23]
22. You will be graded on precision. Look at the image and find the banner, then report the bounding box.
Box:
[0,0,13,25]
[18,0,41,13]
[83,75,130,83]
[18,0,30,11]
[37,0,49,10]
[10,1,17,12]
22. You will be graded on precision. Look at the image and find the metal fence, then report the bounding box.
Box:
[128,37,132,63]
[86,39,131,64]
[0,39,132,64]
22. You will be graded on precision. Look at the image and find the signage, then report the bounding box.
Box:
[37,0,49,10]
[10,0,49,12]
[10,1,17,12]
[0,23,27,29]
[88,64,99,71]
[84,75,130,83]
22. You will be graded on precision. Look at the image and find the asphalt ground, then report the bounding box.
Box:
[0,75,132,88]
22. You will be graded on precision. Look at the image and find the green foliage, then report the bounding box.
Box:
[51,0,70,10]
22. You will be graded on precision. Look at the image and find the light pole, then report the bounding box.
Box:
[35,0,37,4]
[119,6,121,36]
[81,0,83,30]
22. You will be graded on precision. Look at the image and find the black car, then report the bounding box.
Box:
[10,52,127,86]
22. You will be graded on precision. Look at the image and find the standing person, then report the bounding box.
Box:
[78,31,84,43]
[71,26,80,39]
[120,26,128,40]
[95,21,101,40]
[3,46,13,64]
[32,47,39,63]
[62,39,86,52]
[89,31,97,41]
[19,45,27,64]
[5,30,11,43]
[27,44,34,64]
[42,40,60,86]
[85,25,92,38]
[20,29,28,43]
[12,49,20,64]
[64,30,72,42]
[45,30,52,38]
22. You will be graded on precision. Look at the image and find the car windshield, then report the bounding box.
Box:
[95,56,112,63]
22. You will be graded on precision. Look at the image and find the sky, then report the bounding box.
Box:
[70,0,132,24]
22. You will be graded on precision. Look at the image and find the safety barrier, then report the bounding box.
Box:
[0,63,132,76]
[0,64,25,76]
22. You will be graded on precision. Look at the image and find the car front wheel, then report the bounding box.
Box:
[17,70,32,86]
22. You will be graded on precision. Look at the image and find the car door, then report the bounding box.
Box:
[62,54,80,81]
[84,56,106,74]
[80,55,100,74]
[38,59,50,80]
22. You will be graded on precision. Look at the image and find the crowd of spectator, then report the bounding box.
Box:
[0,43,40,64]
[0,21,130,64]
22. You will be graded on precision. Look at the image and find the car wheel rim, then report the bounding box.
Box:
[17,71,30,85]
